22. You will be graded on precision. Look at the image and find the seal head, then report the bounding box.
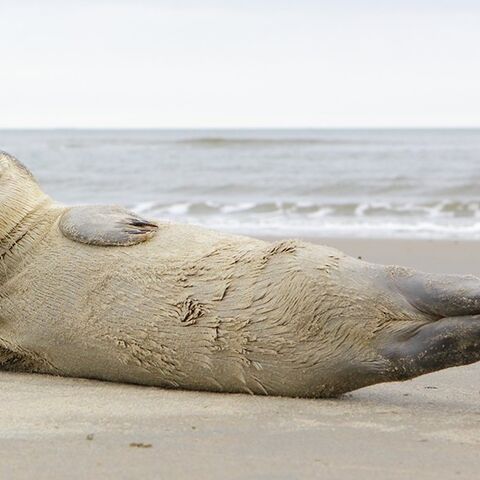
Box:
[0,151,158,248]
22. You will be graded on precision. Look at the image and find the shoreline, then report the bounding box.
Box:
[258,236,480,275]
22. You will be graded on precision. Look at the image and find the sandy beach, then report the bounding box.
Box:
[3,0,480,475]
[301,237,480,275]
[1,237,480,480]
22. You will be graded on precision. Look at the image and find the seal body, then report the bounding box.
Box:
[2,217,383,397]
[1,151,480,397]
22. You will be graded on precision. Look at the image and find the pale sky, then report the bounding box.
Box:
[1,0,479,128]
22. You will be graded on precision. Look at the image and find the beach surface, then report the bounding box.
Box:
[2,237,480,480]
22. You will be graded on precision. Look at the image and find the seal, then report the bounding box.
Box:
[1,151,480,397]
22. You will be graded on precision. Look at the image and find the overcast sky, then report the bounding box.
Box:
[0,0,479,128]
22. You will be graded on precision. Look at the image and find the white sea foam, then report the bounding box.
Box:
[164,203,191,215]
[221,202,256,213]
[131,201,156,214]
[132,200,480,239]
[3,128,480,240]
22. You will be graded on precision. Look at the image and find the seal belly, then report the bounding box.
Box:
[0,223,348,395]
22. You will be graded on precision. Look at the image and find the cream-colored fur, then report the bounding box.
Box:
[1,152,479,397]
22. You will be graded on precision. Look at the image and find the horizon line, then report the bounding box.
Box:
[1,126,480,131]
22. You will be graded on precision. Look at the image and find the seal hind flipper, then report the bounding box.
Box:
[377,268,480,384]
[381,315,480,381]
[59,205,158,246]
[390,268,480,318]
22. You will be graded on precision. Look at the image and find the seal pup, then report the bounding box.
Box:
[1,151,480,397]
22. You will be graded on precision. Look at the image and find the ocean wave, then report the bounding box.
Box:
[128,199,480,239]
[196,220,480,240]
[175,137,365,147]
[131,200,480,219]
[57,135,369,150]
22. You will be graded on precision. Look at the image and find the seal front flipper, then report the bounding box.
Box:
[59,205,158,246]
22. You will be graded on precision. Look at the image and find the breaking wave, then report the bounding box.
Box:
[131,200,480,239]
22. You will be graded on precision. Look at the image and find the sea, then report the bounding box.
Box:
[1,129,480,239]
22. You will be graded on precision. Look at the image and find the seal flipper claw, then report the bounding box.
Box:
[59,205,158,246]
[128,219,158,229]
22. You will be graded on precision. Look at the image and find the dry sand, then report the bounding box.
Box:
[2,237,480,480]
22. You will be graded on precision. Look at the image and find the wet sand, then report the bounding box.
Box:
[2,237,480,480]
